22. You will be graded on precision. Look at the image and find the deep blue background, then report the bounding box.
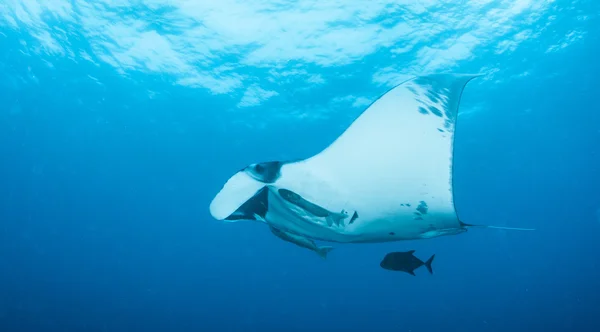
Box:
[1,2,600,332]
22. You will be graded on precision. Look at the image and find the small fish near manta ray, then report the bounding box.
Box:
[380,250,435,276]
[254,213,334,259]
[208,73,535,260]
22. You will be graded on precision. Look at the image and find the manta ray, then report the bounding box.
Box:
[209,73,534,256]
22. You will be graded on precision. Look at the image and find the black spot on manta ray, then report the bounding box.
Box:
[349,211,359,224]
[444,119,453,130]
[413,76,430,85]
[406,85,418,95]
[426,90,440,103]
[428,106,443,117]
[416,201,428,215]
[443,103,453,119]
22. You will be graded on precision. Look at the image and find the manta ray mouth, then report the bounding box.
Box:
[210,161,292,221]
[223,186,269,221]
[211,176,357,232]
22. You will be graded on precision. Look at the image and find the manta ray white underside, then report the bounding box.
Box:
[209,73,534,245]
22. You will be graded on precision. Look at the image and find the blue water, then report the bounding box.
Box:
[1,1,599,331]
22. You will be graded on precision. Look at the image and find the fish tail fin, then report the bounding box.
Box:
[316,246,334,259]
[424,254,435,274]
[460,220,535,231]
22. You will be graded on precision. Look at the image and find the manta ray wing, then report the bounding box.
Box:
[209,73,535,243]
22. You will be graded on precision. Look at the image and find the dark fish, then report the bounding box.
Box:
[379,250,435,276]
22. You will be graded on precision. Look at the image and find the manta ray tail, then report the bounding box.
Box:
[459,221,535,231]
[317,246,334,259]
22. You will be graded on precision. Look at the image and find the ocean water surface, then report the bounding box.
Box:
[1,1,599,331]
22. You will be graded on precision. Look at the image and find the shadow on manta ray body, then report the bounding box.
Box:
[208,73,536,257]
